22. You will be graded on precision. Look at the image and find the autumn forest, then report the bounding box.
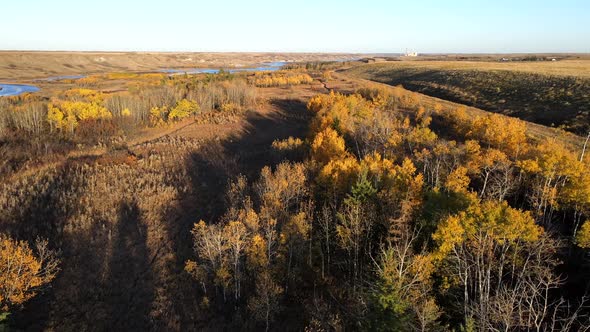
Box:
[0,52,589,332]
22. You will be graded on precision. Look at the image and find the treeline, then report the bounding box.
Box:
[250,71,313,87]
[345,64,590,135]
[186,88,590,330]
[285,61,356,71]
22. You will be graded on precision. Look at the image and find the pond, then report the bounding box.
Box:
[0,84,40,97]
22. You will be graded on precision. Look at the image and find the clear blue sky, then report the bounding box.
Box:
[2,0,589,53]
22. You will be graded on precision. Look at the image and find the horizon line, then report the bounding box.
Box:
[1,49,589,55]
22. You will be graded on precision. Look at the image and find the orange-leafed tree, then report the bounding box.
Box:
[0,235,60,321]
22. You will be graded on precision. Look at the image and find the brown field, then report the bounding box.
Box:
[358,59,590,78]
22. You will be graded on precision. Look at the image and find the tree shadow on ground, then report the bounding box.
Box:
[11,197,155,331]
[172,97,311,329]
[99,200,154,330]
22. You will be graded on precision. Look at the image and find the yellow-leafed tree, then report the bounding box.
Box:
[311,127,348,165]
[169,99,199,121]
[576,221,590,248]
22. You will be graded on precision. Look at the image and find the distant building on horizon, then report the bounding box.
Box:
[404,49,418,57]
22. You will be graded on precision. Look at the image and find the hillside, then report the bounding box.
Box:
[343,60,590,135]
[0,51,361,80]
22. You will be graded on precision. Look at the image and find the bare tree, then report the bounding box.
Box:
[248,271,283,332]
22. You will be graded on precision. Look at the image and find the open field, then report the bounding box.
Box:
[0,51,362,81]
[343,60,590,134]
[367,53,590,63]
[357,59,590,78]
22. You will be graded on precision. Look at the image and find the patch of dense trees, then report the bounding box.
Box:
[187,88,590,330]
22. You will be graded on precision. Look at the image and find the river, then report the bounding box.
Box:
[161,61,287,75]
[1,62,293,97]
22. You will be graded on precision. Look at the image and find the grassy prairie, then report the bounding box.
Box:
[343,60,590,135]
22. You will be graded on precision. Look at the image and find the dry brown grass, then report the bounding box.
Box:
[0,135,205,330]
[357,60,590,78]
